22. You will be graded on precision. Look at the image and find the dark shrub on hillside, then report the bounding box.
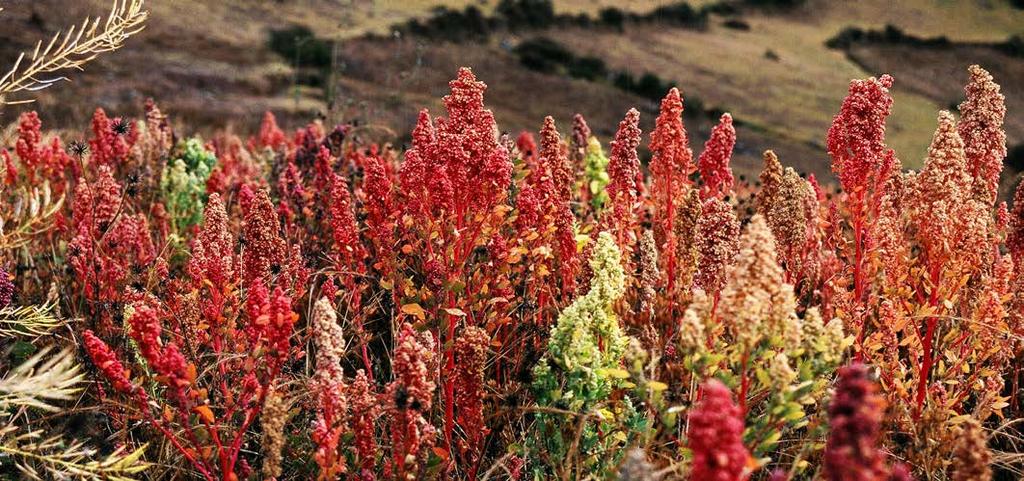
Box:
[403,6,493,42]
[598,7,626,31]
[648,3,709,29]
[296,70,325,88]
[403,0,559,37]
[513,38,574,74]
[634,72,671,101]
[268,25,332,68]
[613,71,635,92]
[743,0,806,7]
[562,13,592,27]
[396,0,721,42]
[569,57,609,81]
[723,19,751,30]
[514,37,607,81]
[826,24,950,50]
[881,24,906,42]
[825,27,864,49]
[612,71,679,102]
[462,6,492,36]
[703,1,740,15]
[686,94,706,118]
[876,24,950,46]
[497,0,556,29]
[413,6,492,42]
[997,35,1024,58]
[513,37,679,103]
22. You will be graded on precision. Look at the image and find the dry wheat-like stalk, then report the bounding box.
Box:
[0,347,149,479]
[0,303,64,339]
[0,347,83,411]
[0,424,150,480]
[0,182,64,251]
[0,0,148,106]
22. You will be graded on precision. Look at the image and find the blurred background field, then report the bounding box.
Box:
[1,0,1022,188]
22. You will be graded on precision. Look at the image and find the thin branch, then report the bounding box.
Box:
[0,0,148,106]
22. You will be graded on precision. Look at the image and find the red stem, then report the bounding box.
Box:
[851,202,868,362]
[138,391,215,480]
[665,175,676,296]
[348,278,374,383]
[914,263,943,417]
[227,365,280,472]
[442,209,486,455]
[738,349,750,415]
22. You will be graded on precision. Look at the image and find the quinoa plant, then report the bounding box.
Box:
[530,232,644,478]
[161,138,217,236]
[1,63,1020,480]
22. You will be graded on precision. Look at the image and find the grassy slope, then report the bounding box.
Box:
[1,0,1021,179]
[550,0,1024,172]
[0,0,670,130]
[802,0,1024,166]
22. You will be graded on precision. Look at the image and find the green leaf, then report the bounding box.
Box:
[8,340,36,364]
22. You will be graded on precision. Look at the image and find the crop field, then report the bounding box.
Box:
[1,1,1024,480]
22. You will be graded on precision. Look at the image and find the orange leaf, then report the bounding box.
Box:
[194,405,215,424]
[401,303,426,320]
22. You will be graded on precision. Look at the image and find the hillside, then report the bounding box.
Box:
[1,0,1022,182]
